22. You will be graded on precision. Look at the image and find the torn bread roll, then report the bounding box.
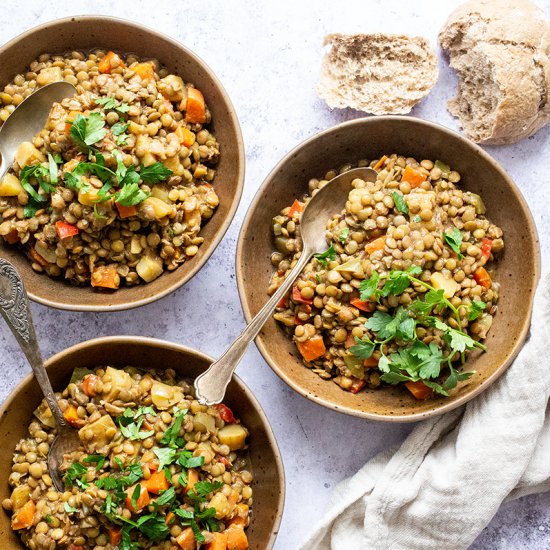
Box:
[439,0,550,144]
[317,33,438,115]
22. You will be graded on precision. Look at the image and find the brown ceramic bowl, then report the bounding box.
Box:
[0,16,244,311]
[236,116,540,421]
[0,336,284,549]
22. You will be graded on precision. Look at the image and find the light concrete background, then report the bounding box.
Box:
[0,1,549,548]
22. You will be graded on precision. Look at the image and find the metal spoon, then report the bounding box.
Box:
[194,166,378,404]
[0,259,79,492]
[0,81,76,179]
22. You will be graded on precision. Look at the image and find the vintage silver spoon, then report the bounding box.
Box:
[0,81,76,179]
[0,259,79,492]
[195,166,378,404]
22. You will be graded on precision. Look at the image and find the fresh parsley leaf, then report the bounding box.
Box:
[339,227,349,243]
[44,515,54,524]
[116,102,130,114]
[121,526,139,550]
[116,133,129,146]
[350,337,375,360]
[443,227,464,259]
[131,484,141,512]
[155,486,177,507]
[160,408,187,448]
[408,289,447,317]
[153,447,177,471]
[95,97,118,109]
[48,154,58,184]
[139,162,173,184]
[468,300,487,321]
[95,475,118,490]
[431,318,485,353]
[135,514,170,541]
[359,271,380,302]
[177,451,205,469]
[365,308,415,341]
[118,418,154,440]
[313,244,336,267]
[23,197,43,218]
[187,481,224,503]
[64,462,89,489]
[115,180,149,206]
[82,454,106,470]
[380,266,421,297]
[69,113,107,149]
[392,191,409,214]
[19,165,48,203]
[64,502,77,514]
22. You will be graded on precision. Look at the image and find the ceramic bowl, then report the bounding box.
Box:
[0,16,244,311]
[0,336,284,549]
[236,116,540,421]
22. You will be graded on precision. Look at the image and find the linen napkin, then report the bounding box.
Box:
[301,273,550,550]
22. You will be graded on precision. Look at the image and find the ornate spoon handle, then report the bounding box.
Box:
[0,259,67,427]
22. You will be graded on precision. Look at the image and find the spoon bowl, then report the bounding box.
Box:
[194,167,377,404]
[0,81,76,178]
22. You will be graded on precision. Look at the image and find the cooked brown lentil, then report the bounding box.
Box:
[4,366,251,548]
[0,49,220,289]
[268,154,503,397]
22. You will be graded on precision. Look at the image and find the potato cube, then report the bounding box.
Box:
[36,67,63,87]
[136,255,163,283]
[150,380,183,410]
[14,142,45,168]
[430,272,460,298]
[78,414,118,454]
[0,173,23,197]
[218,424,248,451]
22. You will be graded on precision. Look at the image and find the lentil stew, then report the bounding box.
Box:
[269,154,504,400]
[4,365,252,549]
[0,49,220,290]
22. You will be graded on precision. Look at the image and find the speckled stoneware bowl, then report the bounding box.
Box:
[0,336,284,549]
[236,116,540,421]
[0,16,244,311]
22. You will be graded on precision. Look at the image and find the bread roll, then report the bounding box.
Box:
[439,0,550,144]
[317,33,438,115]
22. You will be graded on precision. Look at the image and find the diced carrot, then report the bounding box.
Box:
[350,298,375,312]
[108,527,122,546]
[98,51,125,74]
[296,335,326,362]
[147,461,159,472]
[480,238,493,261]
[405,380,433,400]
[29,248,50,267]
[116,202,138,219]
[401,165,427,188]
[4,229,19,244]
[349,378,366,394]
[165,511,175,526]
[63,404,81,428]
[227,504,249,528]
[55,220,79,240]
[185,87,207,124]
[64,110,81,136]
[185,468,199,494]
[91,265,120,290]
[81,374,99,397]
[288,199,305,217]
[143,470,169,494]
[345,333,356,349]
[215,403,237,424]
[363,357,379,368]
[205,532,228,550]
[373,155,388,171]
[276,296,288,309]
[11,499,35,530]
[133,62,155,80]
[365,236,386,254]
[473,266,492,289]
[292,285,313,305]
[225,525,249,550]
[176,527,196,550]
[175,126,196,147]
[125,484,150,513]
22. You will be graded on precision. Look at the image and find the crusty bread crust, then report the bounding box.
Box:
[439,0,550,144]
[317,33,438,115]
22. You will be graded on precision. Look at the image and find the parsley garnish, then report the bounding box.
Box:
[82,454,106,470]
[339,227,349,243]
[64,462,89,489]
[392,191,409,214]
[139,162,173,184]
[64,502,77,514]
[443,227,464,259]
[117,406,156,440]
[360,266,421,302]
[95,97,130,115]
[115,180,149,206]
[313,244,336,267]
[69,113,107,149]
[468,300,487,321]
[160,408,187,448]
[153,447,177,471]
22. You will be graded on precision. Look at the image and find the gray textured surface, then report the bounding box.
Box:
[0,1,549,548]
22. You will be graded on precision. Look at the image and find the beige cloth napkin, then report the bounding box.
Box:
[301,274,550,550]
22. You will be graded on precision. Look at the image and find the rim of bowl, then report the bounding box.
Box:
[235,115,541,422]
[0,335,285,547]
[0,16,245,311]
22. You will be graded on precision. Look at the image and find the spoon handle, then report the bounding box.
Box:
[0,259,67,427]
[194,247,313,405]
